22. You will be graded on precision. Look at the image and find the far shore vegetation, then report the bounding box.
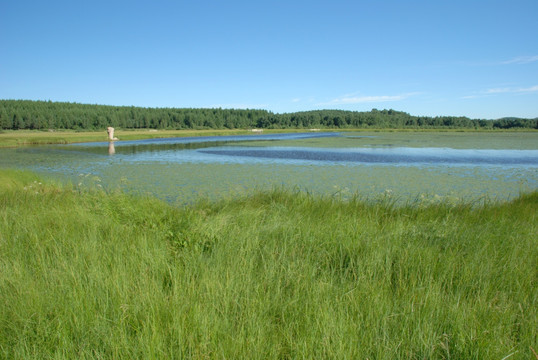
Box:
[1,100,537,134]
[0,169,536,358]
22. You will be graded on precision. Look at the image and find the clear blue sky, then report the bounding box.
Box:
[1,0,537,119]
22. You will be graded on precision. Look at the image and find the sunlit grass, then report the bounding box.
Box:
[1,169,536,359]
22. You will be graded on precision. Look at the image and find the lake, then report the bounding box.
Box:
[1,131,537,204]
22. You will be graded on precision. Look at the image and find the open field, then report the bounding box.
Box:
[1,169,536,359]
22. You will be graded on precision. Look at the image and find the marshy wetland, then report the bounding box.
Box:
[1,131,536,204]
[1,130,537,358]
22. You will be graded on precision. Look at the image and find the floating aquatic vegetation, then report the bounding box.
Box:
[0,132,536,205]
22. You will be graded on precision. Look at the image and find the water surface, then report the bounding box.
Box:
[1,131,537,204]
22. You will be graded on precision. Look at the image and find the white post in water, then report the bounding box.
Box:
[107,127,119,141]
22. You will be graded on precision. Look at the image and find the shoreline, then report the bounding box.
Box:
[1,128,537,148]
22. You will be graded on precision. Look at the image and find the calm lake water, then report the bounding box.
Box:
[1,132,537,204]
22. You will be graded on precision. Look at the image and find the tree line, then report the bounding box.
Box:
[1,100,536,130]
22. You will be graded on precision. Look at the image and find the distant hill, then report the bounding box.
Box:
[1,100,537,130]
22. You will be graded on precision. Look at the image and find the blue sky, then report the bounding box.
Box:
[1,0,537,119]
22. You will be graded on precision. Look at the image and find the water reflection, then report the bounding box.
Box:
[70,132,340,156]
[79,133,538,167]
[199,147,538,166]
[108,142,115,155]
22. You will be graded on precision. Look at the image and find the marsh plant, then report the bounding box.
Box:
[1,170,537,359]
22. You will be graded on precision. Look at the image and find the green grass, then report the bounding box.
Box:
[1,170,537,359]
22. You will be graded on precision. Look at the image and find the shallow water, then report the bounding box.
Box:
[1,132,537,204]
[198,147,538,166]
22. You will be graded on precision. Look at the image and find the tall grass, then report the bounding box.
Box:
[0,170,536,359]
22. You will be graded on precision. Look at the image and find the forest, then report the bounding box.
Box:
[1,100,537,130]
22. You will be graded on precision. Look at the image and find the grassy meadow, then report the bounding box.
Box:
[1,169,537,359]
